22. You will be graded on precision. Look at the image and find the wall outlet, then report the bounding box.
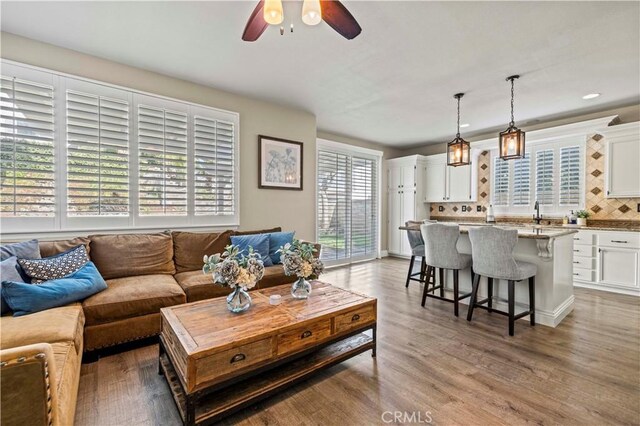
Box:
[438,206,444,212]
[462,206,467,212]
[477,205,482,212]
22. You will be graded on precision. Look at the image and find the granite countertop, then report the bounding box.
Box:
[428,217,640,232]
[399,223,578,239]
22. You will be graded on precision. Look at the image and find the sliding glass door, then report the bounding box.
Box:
[316,144,380,264]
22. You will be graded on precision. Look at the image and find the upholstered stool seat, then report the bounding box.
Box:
[467,226,537,336]
[420,223,473,316]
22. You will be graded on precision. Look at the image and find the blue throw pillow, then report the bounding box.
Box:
[0,256,27,314]
[2,261,107,317]
[230,234,273,267]
[268,231,295,264]
[1,239,40,261]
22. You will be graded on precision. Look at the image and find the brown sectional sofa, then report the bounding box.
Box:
[0,226,319,426]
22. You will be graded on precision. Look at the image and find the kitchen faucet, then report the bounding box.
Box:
[533,200,542,225]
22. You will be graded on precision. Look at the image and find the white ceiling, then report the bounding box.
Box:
[1,1,639,147]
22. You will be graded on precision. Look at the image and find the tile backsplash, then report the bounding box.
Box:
[429,135,640,221]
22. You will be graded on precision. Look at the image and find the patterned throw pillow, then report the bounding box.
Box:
[18,245,90,284]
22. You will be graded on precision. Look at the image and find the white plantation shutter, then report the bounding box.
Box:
[194,116,235,215]
[66,89,129,217]
[493,157,510,206]
[512,153,531,206]
[559,146,581,206]
[0,75,56,218]
[535,149,554,205]
[351,156,377,258]
[137,103,188,216]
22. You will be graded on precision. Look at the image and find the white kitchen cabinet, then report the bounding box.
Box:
[386,156,427,256]
[423,153,476,203]
[599,247,639,289]
[601,122,640,198]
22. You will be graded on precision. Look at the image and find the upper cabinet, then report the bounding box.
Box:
[601,122,640,198]
[423,153,477,203]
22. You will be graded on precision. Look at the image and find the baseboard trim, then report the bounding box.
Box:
[574,282,640,296]
[379,250,389,258]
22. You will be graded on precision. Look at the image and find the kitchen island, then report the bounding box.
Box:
[400,223,578,327]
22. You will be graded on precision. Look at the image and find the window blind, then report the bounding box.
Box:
[138,105,188,216]
[194,116,235,215]
[351,156,377,258]
[66,90,129,216]
[535,149,554,205]
[0,76,56,217]
[493,157,510,206]
[559,145,581,206]
[512,153,531,206]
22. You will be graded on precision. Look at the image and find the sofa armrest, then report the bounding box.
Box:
[1,343,60,426]
[300,240,322,258]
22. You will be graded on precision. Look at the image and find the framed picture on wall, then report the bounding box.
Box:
[259,135,303,190]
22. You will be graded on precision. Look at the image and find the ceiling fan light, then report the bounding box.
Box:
[264,0,284,25]
[302,0,322,25]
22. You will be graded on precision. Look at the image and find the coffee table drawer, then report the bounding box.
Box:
[277,319,332,356]
[334,305,375,334]
[195,338,273,387]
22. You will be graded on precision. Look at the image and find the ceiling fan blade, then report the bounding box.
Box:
[242,0,269,42]
[320,0,362,40]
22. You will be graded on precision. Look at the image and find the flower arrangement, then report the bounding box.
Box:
[203,245,265,290]
[278,239,324,279]
[576,210,591,219]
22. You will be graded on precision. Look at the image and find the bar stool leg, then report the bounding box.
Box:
[508,280,515,336]
[529,276,536,326]
[405,255,415,288]
[421,266,433,307]
[453,269,459,317]
[487,277,493,313]
[466,273,481,321]
[439,268,445,297]
[420,257,427,283]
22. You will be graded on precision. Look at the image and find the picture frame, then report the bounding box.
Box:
[258,135,304,190]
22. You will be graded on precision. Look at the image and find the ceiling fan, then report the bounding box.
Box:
[242,0,362,42]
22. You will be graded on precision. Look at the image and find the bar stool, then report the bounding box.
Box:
[420,223,473,317]
[467,227,536,336]
[404,221,436,288]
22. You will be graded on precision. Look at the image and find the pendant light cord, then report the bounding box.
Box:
[456,95,461,138]
[510,77,515,127]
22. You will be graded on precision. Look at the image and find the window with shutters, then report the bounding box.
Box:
[1,60,239,234]
[316,140,381,265]
[491,138,584,216]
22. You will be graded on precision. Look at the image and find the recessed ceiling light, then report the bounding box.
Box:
[582,93,600,100]
[460,123,470,128]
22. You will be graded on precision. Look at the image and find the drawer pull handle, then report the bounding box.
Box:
[573,250,580,252]
[611,240,628,244]
[301,330,313,339]
[351,314,361,322]
[573,261,579,264]
[230,353,246,364]
[573,273,579,276]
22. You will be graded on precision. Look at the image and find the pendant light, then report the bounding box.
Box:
[447,93,470,167]
[302,0,322,25]
[499,75,526,160]
[264,0,284,25]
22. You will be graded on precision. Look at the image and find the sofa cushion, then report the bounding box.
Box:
[172,230,233,273]
[89,232,175,279]
[174,270,230,302]
[82,274,185,326]
[258,265,297,289]
[50,341,81,426]
[39,237,91,258]
[0,304,85,354]
[234,226,281,236]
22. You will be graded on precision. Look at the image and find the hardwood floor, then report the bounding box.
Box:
[75,258,640,425]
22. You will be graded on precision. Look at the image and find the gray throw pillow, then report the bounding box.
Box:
[1,256,26,314]
[1,239,41,261]
[18,245,89,284]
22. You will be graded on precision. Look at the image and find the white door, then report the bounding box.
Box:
[599,247,639,288]
[424,162,446,202]
[447,164,472,202]
[607,138,640,197]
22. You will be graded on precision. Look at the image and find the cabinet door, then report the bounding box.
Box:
[400,190,416,255]
[401,164,415,191]
[606,138,640,197]
[447,164,472,202]
[424,162,446,202]
[388,189,403,254]
[599,247,639,288]
[388,167,402,192]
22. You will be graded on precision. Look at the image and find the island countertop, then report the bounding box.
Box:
[399,223,578,239]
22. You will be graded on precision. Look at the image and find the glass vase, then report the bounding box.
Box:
[226,285,252,313]
[291,277,312,299]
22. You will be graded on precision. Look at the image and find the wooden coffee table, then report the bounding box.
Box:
[158,281,377,425]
